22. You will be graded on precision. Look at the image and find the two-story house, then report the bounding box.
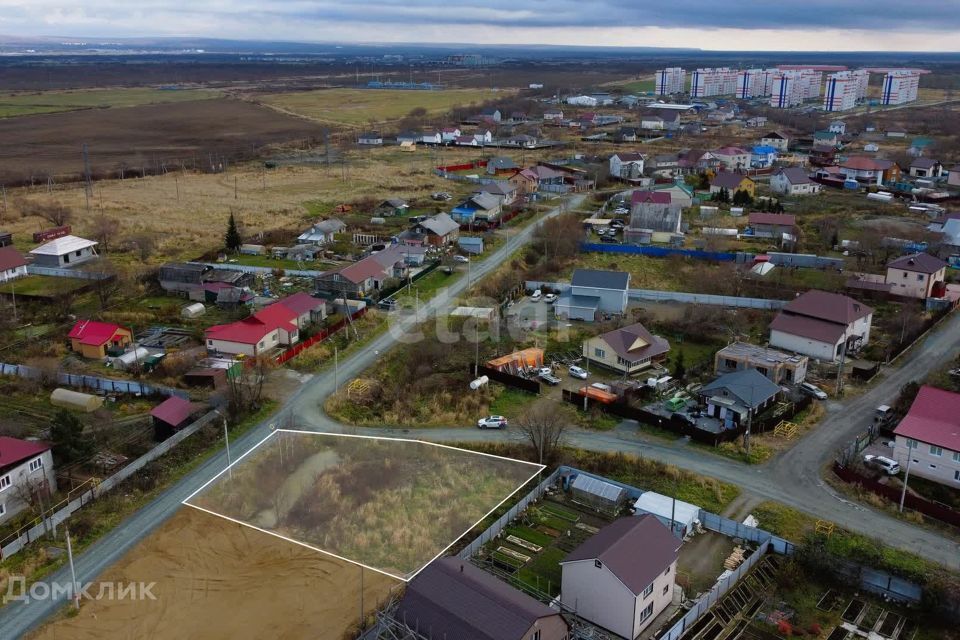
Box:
[885,253,948,299]
[892,386,960,488]
[555,269,630,322]
[769,290,873,361]
[0,437,56,525]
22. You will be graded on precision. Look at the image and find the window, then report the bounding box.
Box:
[930,445,943,457]
[643,583,654,598]
[207,340,213,346]
[902,271,908,279]
[75,250,82,257]
[953,451,960,463]
[955,470,959,482]
[663,584,670,596]
[664,566,671,576]
[594,560,603,569]
[28,457,42,473]
[0,475,9,491]
[906,439,918,449]
[0,503,5,516]
[724,359,737,369]
[532,632,540,640]
[917,274,924,281]
[638,602,654,623]
[258,341,265,349]
[594,348,605,358]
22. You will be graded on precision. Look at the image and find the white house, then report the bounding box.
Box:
[0,246,28,283]
[759,131,789,151]
[555,269,630,322]
[357,131,383,146]
[770,167,822,196]
[29,235,98,268]
[543,108,564,121]
[828,120,847,135]
[440,127,461,143]
[566,95,599,107]
[0,437,56,525]
[885,252,947,299]
[561,515,679,639]
[712,146,751,172]
[769,290,873,361]
[609,153,646,180]
[892,386,960,488]
[417,131,442,145]
[297,219,346,245]
[205,302,300,357]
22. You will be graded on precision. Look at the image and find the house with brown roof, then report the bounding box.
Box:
[769,290,873,361]
[709,172,755,198]
[394,557,569,640]
[0,246,28,284]
[885,252,947,299]
[770,167,822,196]
[891,385,960,487]
[909,157,944,179]
[712,146,751,172]
[609,152,646,181]
[560,515,679,639]
[839,156,901,186]
[582,322,670,375]
[748,213,796,239]
[0,436,56,525]
[760,131,789,152]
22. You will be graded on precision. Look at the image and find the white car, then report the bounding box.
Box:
[477,415,508,429]
[543,293,558,304]
[452,255,470,263]
[800,382,828,400]
[569,365,588,379]
[614,207,629,215]
[537,367,553,377]
[530,290,542,302]
[863,454,900,475]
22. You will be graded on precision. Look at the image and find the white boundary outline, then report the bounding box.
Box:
[182,430,544,582]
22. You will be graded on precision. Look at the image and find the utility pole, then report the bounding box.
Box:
[474,322,480,377]
[234,176,238,200]
[835,340,847,396]
[1,184,6,222]
[744,406,753,457]
[66,527,80,610]
[223,417,233,479]
[82,143,93,214]
[334,346,339,392]
[899,451,914,513]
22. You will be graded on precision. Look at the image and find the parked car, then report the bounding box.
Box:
[537,367,553,377]
[539,372,561,385]
[543,293,558,304]
[800,382,828,400]
[569,365,588,379]
[477,415,508,429]
[609,219,625,229]
[614,207,629,215]
[530,290,542,301]
[863,454,900,475]
[452,255,470,263]
[600,235,619,243]
[431,192,452,201]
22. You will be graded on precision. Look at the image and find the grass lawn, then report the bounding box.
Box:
[0,275,90,298]
[504,525,554,547]
[569,252,689,290]
[391,267,462,304]
[515,546,566,596]
[0,87,221,118]
[257,88,507,127]
[488,387,537,417]
[229,253,338,271]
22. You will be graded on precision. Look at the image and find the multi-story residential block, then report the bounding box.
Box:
[882,70,920,105]
[654,67,686,95]
[736,68,776,98]
[690,67,737,98]
[823,70,869,112]
[770,69,822,108]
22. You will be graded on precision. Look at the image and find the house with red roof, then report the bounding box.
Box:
[839,156,901,186]
[151,396,198,441]
[205,302,300,357]
[68,320,133,359]
[884,252,947,300]
[769,290,873,361]
[0,436,55,525]
[0,246,28,284]
[892,386,960,487]
[274,292,327,328]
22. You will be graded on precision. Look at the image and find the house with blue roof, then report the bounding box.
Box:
[751,145,779,169]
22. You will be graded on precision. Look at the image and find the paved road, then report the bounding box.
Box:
[0,195,585,639]
[5,192,960,635]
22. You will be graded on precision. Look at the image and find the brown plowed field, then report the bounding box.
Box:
[0,98,324,185]
[29,508,398,640]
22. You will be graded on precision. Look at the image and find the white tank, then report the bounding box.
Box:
[469,376,490,390]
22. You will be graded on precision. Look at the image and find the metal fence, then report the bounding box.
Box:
[194,262,326,277]
[699,510,794,554]
[656,540,772,640]
[0,409,219,559]
[26,265,112,280]
[0,362,187,399]
[456,468,560,560]
[581,242,737,262]
[524,281,785,310]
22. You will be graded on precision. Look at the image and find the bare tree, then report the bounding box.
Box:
[83,259,124,311]
[225,355,274,421]
[127,231,157,262]
[16,199,73,227]
[90,213,121,254]
[515,400,567,465]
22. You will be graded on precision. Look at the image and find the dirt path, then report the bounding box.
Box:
[29,508,397,640]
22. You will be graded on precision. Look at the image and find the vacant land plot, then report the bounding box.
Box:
[30,508,397,640]
[0,98,325,184]
[0,87,221,119]
[256,88,506,127]
[187,432,541,579]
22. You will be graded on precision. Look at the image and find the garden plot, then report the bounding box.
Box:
[184,431,541,580]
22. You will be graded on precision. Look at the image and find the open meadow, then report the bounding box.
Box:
[254,87,508,127]
[29,507,398,640]
[0,87,222,119]
[186,432,541,579]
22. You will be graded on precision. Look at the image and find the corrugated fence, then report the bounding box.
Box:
[0,363,187,398]
[525,281,786,310]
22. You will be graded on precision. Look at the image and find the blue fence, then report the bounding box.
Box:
[0,362,187,399]
[581,242,737,261]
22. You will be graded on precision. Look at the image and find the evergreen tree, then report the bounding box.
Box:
[51,409,94,464]
[673,351,686,379]
[224,213,242,252]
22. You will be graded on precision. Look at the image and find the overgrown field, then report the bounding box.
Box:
[0,87,221,118]
[255,88,508,127]
[187,432,539,579]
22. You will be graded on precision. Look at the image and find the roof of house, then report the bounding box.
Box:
[571,268,630,290]
[419,212,460,236]
[380,198,408,208]
[888,252,947,274]
[488,157,518,170]
[358,131,382,139]
[30,235,97,257]
[749,213,796,227]
[160,261,208,274]
[395,557,562,640]
[336,256,388,284]
[893,385,960,452]
[775,167,813,185]
[711,171,752,189]
[700,368,781,409]
[752,145,778,155]
[276,291,326,316]
[770,313,848,344]
[461,193,502,212]
[841,156,895,172]
[631,190,672,205]
[0,246,27,272]
[476,182,517,197]
[561,515,680,596]
[910,157,939,169]
[762,130,788,140]
[205,302,299,345]
[595,322,670,363]
[68,320,129,346]
[150,396,195,427]
[612,152,646,162]
[0,436,51,472]
[714,146,750,156]
[782,290,873,325]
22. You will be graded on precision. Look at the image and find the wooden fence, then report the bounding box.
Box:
[832,462,960,528]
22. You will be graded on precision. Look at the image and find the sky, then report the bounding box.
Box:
[2,0,959,51]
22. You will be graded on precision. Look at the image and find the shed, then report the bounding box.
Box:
[458,236,484,255]
[181,303,206,319]
[50,388,103,413]
[633,492,701,537]
[570,474,627,517]
[240,244,266,256]
[151,396,197,441]
[110,347,151,371]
